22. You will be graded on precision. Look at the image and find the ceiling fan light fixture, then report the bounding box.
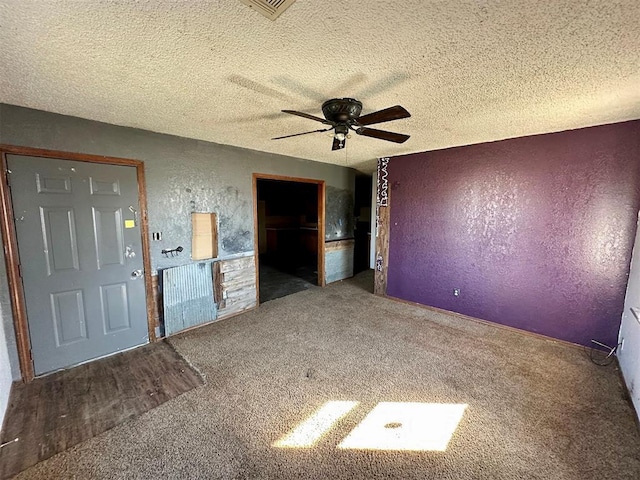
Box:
[334,124,349,142]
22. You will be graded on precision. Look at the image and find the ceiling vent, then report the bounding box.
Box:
[238,0,296,21]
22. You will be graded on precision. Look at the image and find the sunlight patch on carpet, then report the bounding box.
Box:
[338,402,467,452]
[273,401,359,448]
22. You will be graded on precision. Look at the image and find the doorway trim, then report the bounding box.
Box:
[0,144,155,382]
[252,173,326,303]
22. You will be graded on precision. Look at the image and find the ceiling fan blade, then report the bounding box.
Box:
[272,128,332,140]
[332,137,345,151]
[282,110,328,124]
[356,127,410,144]
[356,105,411,126]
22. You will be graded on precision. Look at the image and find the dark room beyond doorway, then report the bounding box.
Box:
[257,178,320,303]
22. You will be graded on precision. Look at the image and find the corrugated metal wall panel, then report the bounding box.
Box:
[162,262,217,336]
[325,240,355,285]
[325,248,354,284]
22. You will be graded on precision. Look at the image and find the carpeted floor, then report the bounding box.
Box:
[14,271,640,479]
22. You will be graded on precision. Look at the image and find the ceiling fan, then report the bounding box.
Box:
[272,98,411,151]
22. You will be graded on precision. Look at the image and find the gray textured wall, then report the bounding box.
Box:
[0,302,13,428]
[0,104,356,380]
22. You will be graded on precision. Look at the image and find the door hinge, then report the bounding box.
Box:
[17,263,23,278]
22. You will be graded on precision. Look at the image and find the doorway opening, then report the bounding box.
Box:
[254,175,325,304]
[354,174,373,275]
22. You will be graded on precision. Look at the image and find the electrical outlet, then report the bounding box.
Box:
[453,288,460,297]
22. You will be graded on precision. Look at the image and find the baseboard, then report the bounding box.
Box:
[615,358,640,433]
[382,293,586,351]
[217,304,258,322]
[165,304,259,339]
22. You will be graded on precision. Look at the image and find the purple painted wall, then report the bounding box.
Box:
[387,120,640,347]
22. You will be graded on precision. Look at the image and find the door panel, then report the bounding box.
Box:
[41,207,80,274]
[7,155,148,375]
[90,177,120,196]
[51,289,87,345]
[93,207,125,268]
[36,173,72,194]
[100,283,131,333]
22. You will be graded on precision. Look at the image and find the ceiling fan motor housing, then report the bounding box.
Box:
[322,98,363,123]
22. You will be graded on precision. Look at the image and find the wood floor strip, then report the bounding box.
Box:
[0,341,203,479]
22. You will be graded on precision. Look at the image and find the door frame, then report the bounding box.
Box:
[252,173,326,303]
[0,145,155,382]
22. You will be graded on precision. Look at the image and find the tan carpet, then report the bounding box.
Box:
[14,271,640,479]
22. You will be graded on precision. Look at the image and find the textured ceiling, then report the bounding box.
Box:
[1,1,639,173]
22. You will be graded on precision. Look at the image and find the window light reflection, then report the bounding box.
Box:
[338,402,467,452]
[273,400,359,448]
